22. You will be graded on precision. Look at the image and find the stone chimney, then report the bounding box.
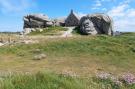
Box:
[71,9,73,14]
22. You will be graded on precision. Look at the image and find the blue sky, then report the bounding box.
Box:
[0,0,135,32]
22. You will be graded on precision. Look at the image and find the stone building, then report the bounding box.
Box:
[65,10,80,27]
[53,18,66,26]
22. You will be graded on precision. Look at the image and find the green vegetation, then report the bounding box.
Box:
[0,32,20,35]
[0,72,84,89]
[0,33,135,89]
[28,26,68,36]
[72,26,82,35]
[0,33,135,74]
[0,72,135,89]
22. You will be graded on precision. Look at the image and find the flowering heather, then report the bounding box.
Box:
[110,76,122,86]
[121,73,135,85]
[61,70,78,77]
[113,80,123,86]
[96,72,123,86]
[96,72,111,80]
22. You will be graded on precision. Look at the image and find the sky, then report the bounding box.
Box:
[0,0,135,32]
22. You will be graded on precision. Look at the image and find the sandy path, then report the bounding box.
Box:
[61,27,75,37]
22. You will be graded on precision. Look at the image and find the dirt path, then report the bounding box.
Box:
[61,27,75,37]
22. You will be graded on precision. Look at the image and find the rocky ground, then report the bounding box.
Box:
[0,27,75,47]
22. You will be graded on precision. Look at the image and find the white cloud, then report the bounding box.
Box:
[102,8,107,11]
[92,0,102,10]
[128,9,135,17]
[107,4,128,17]
[0,0,35,14]
[92,0,115,10]
[77,12,86,17]
[95,0,102,7]
[108,0,135,32]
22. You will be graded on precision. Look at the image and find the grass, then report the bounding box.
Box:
[0,72,135,89]
[0,33,135,75]
[0,33,20,42]
[72,26,82,35]
[0,32,135,89]
[28,26,68,36]
[0,72,85,89]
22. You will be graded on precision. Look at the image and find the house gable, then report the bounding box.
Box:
[65,10,80,26]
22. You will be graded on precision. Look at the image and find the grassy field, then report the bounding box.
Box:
[28,26,68,36]
[0,32,135,89]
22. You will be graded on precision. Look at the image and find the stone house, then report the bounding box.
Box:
[65,10,80,27]
[53,18,66,26]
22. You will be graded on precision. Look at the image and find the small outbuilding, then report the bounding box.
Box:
[65,10,80,27]
[53,18,66,26]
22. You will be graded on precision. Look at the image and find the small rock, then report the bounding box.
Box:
[21,40,39,44]
[33,53,47,60]
[0,43,4,46]
[39,29,43,32]
[23,28,32,34]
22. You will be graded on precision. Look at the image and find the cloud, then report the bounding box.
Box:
[92,0,114,10]
[108,0,135,32]
[107,4,128,17]
[0,0,37,32]
[95,0,102,7]
[0,0,35,14]
[92,0,102,10]
[128,9,135,17]
[77,12,86,17]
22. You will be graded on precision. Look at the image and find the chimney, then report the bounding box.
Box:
[71,9,73,14]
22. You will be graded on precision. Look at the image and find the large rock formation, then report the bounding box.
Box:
[79,13,113,35]
[23,14,53,34]
[23,14,53,28]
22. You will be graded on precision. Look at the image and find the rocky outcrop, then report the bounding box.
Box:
[23,12,114,36]
[79,13,113,35]
[23,14,54,34]
[23,14,53,28]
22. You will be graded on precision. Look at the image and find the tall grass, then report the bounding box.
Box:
[0,72,84,89]
[0,72,135,89]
